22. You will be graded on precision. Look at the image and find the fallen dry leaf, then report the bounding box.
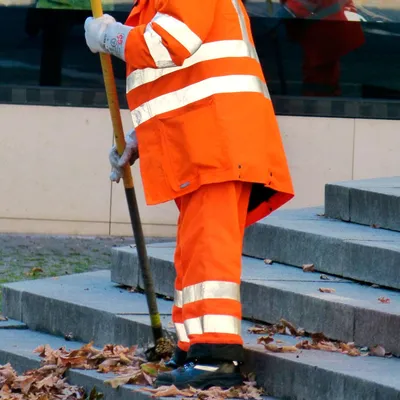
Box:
[296,328,305,336]
[311,332,329,343]
[319,288,336,293]
[347,348,361,357]
[263,343,298,353]
[0,364,17,386]
[370,345,386,357]
[143,384,197,397]
[257,336,274,345]
[263,259,273,265]
[339,342,355,353]
[12,375,36,394]
[0,315,8,321]
[302,264,315,272]
[315,341,340,353]
[378,297,390,304]
[141,362,170,377]
[247,324,271,334]
[296,340,312,350]
[105,372,141,389]
[320,274,330,281]
[143,385,188,397]
[280,319,299,336]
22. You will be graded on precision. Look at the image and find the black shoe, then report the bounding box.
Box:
[164,348,187,370]
[155,361,243,389]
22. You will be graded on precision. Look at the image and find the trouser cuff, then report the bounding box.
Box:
[187,343,244,363]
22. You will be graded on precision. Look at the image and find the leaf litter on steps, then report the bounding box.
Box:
[0,341,264,400]
[248,319,394,358]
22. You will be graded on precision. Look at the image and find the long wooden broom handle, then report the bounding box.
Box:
[89,0,163,343]
[90,0,134,190]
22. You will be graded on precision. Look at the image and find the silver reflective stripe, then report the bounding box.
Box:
[230,0,269,97]
[184,315,241,336]
[175,322,190,342]
[230,0,261,64]
[175,289,183,308]
[194,365,219,372]
[182,281,240,305]
[153,12,202,54]
[143,24,176,68]
[126,40,258,92]
[231,0,251,45]
[130,74,269,127]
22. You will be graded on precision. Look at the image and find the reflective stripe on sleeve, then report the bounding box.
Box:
[143,24,176,68]
[152,12,202,54]
[126,40,258,92]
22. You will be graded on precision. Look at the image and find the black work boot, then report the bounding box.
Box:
[155,360,243,389]
[164,347,187,369]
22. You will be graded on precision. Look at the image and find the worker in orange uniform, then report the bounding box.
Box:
[84,0,294,389]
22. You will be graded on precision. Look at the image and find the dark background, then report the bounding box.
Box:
[0,1,399,117]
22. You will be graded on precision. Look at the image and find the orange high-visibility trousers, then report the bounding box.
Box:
[172,181,252,363]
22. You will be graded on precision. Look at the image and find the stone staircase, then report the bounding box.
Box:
[1,176,400,399]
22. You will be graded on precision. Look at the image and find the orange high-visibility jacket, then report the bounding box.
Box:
[123,0,294,225]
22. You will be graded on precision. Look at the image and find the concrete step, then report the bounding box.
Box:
[111,244,400,355]
[2,271,400,400]
[325,176,400,232]
[243,207,400,290]
[0,317,27,330]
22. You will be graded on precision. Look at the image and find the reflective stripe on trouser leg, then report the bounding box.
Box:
[182,281,240,305]
[184,315,241,336]
[177,182,252,362]
[173,288,190,345]
[172,209,190,352]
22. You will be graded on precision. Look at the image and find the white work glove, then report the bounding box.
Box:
[109,130,139,183]
[84,14,133,61]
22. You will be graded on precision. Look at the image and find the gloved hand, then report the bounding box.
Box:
[84,14,116,54]
[84,14,133,60]
[109,129,139,183]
